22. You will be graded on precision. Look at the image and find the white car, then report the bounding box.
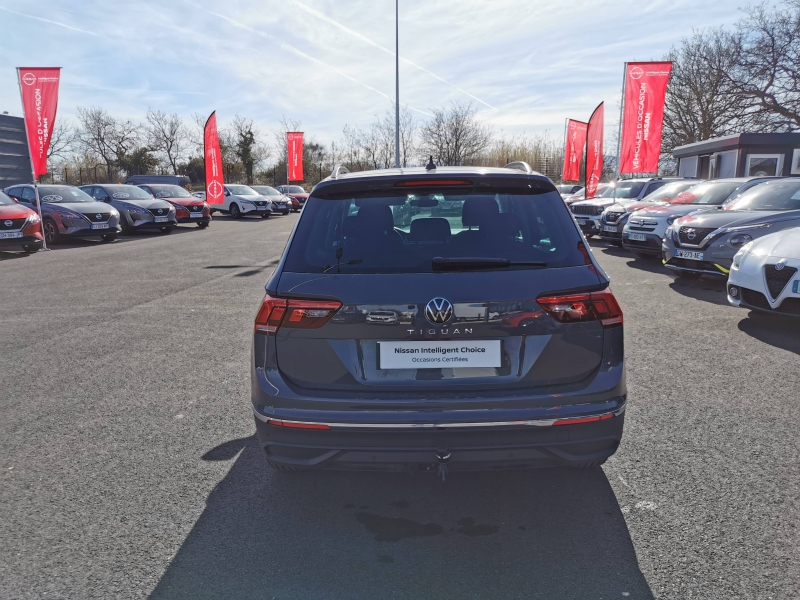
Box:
[727,227,800,317]
[208,184,273,219]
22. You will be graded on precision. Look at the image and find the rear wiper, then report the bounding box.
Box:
[323,248,364,273]
[432,257,547,271]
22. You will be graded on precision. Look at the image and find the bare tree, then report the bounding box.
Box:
[146,109,189,174]
[419,101,492,166]
[76,106,141,179]
[47,119,75,162]
[727,0,800,130]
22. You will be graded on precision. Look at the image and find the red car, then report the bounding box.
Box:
[136,184,211,228]
[277,185,309,212]
[0,190,43,254]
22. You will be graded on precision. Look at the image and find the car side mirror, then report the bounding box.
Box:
[225,190,230,196]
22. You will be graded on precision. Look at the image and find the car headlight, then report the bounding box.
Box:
[666,214,682,226]
[109,208,119,217]
[240,199,255,205]
[28,213,41,223]
[670,224,681,242]
[122,204,148,214]
[60,211,84,220]
[729,233,753,248]
[732,241,754,269]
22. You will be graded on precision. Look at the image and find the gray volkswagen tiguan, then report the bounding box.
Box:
[251,163,626,476]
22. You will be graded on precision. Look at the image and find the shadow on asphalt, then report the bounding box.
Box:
[738,311,800,355]
[0,250,35,261]
[149,435,653,600]
[668,276,729,307]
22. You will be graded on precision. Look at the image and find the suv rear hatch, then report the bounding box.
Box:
[264,175,615,393]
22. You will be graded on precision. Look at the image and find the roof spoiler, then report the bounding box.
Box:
[503,161,543,176]
[330,164,350,180]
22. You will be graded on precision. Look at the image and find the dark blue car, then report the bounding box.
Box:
[251,163,626,476]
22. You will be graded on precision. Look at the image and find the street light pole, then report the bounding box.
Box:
[395,0,400,169]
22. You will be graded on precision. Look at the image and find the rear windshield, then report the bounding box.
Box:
[283,187,587,273]
[725,180,800,211]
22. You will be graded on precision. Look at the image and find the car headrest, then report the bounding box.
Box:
[356,204,394,233]
[409,218,451,242]
[461,197,499,227]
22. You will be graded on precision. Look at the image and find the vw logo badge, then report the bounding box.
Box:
[4,220,12,227]
[686,229,696,240]
[775,261,785,271]
[96,214,102,219]
[425,298,453,325]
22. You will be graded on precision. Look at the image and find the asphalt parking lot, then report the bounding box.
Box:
[1,216,799,600]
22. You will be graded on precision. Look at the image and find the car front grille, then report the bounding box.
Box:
[0,218,27,230]
[572,205,600,215]
[678,227,716,246]
[628,219,657,232]
[255,201,268,207]
[764,264,798,299]
[604,212,622,223]
[741,288,771,310]
[189,205,203,212]
[84,212,110,222]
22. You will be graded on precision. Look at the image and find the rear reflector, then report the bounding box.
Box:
[267,419,331,430]
[537,288,623,327]
[255,295,342,334]
[394,179,473,187]
[553,413,614,426]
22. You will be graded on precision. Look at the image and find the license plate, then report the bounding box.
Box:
[675,249,703,261]
[90,223,109,229]
[0,231,22,239]
[378,340,501,370]
[627,233,646,241]
[154,216,169,223]
[602,225,617,232]
[793,280,799,294]
[190,212,202,218]
[576,219,587,226]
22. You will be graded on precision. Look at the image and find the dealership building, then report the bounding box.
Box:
[673,133,800,179]
[0,113,31,188]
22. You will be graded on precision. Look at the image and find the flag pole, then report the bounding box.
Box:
[16,68,48,251]
[614,62,627,199]
[286,132,290,185]
[561,118,568,182]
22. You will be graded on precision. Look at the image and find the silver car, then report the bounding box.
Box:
[80,184,177,234]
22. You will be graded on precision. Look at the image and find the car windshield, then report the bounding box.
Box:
[228,185,258,195]
[556,185,576,194]
[148,185,192,198]
[598,181,646,199]
[725,180,800,211]
[39,186,94,203]
[103,185,154,200]
[285,186,306,194]
[283,187,587,274]
[639,181,696,203]
[252,186,282,196]
[0,191,15,206]
[671,182,741,205]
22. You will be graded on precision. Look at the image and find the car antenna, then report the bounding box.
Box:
[425,156,436,171]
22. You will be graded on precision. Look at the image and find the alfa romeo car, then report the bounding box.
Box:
[663,178,800,279]
[80,184,177,234]
[5,184,120,245]
[621,177,774,259]
[570,178,678,237]
[251,163,626,475]
[251,185,291,215]
[599,180,699,245]
[0,190,42,254]
[136,184,211,228]
[727,226,800,317]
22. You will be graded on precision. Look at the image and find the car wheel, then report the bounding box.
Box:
[43,218,60,245]
[198,221,209,228]
[160,227,174,234]
[118,215,130,235]
[101,234,117,243]
[677,271,702,280]
[230,203,241,219]
[261,213,270,219]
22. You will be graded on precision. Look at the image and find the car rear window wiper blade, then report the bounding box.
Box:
[431,257,547,271]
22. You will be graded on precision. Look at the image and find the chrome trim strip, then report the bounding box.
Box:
[664,263,726,276]
[253,402,626,429]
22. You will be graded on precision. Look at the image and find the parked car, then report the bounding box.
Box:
[600,180,700,245]
[210,185,273,219]
[621,178,775,259]
[250,186,291,215]
[136,184,211,228]
[727,226,800,317]
[663,178,800,279]
[192,191,206,200]
[4,184,120,245]
[0,189,42,253]
[79,184,176,234]
[277,185,309,212]
[251,164,625,474]
[556,184,583,199]
[570,178,681,237]
[124,174,191,187]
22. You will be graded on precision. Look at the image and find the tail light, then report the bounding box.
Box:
[537,288,623,327]
[255,294,342,334]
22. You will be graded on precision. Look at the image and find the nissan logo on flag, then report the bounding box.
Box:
[21,72,37,85]
[425,298,453,324]
[629,66,644,79]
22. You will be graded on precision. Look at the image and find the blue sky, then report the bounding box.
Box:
[0,0,765,145]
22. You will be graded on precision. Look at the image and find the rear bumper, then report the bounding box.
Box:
[254,408,625,470]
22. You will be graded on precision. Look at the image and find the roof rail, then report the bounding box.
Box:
[330,164,350,179]
[504,161,542,175]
